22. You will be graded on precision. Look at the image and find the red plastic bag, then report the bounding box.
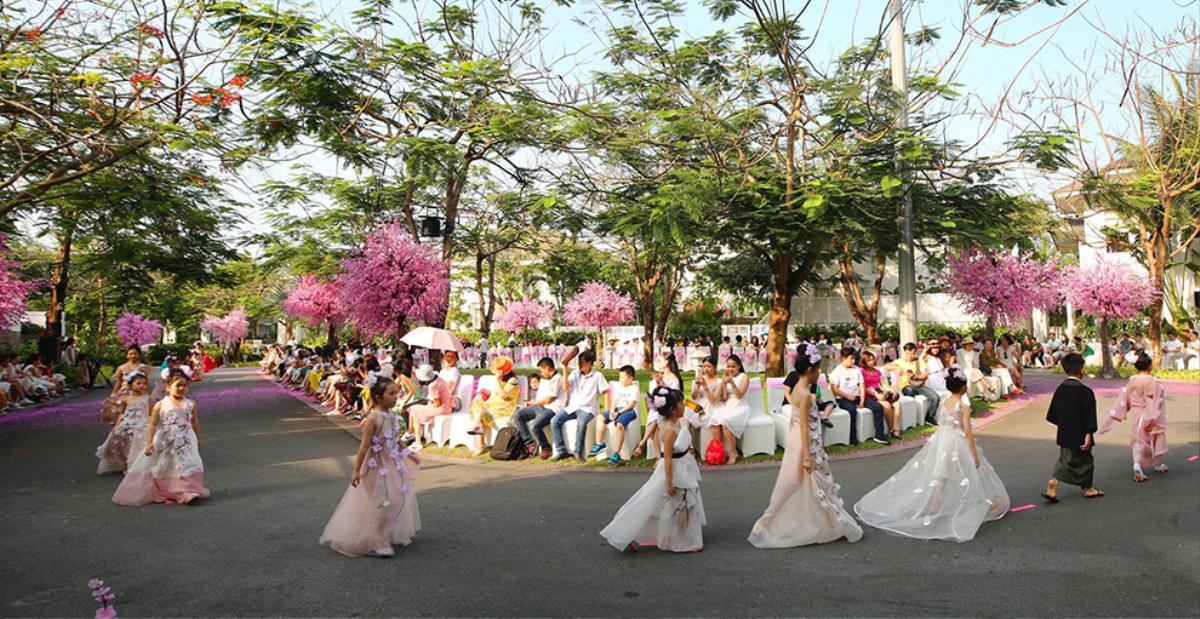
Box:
[704,438,727,466]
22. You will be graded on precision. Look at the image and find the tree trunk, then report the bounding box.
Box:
[653,265,683,358]
[766,255,795,377]
[484,254,497,337]
[45,222,75,360]
[95,290,108,354]
[838,250,885,345]
[325,318,339,351]
[1146,203,1168,369]
[984,315,996,343]
[1097,316,1117,379]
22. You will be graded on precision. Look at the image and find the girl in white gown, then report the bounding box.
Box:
[601,386,705,553]
[708,356,752,464]
[749,344,862,548]
[854,369,1009,542]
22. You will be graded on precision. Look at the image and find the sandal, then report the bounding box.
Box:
[1084,489,1106,499]
[1040,493,1058,504]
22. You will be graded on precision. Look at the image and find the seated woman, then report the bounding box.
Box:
[467,356,520,456]
[979,338,1014,397]
[707,355,751,465]
[860,351,901,440]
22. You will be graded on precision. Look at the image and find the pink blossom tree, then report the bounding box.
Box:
[563,282,636,360]
[1064,255,1159,377]
[495,298,554,343]
[336,223,449,339]
[0,235,37,330]
[944,248,1063,340]
[201,309,249,358]
[115,312,163,348]
[282,275,344,348]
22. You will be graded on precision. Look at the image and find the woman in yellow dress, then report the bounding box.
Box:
[468,356,520,456]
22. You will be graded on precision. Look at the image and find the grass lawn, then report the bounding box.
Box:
[432,370,1003,468]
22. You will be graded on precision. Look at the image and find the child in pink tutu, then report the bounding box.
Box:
[1099,353,1168,482]
[320,378,421,557]
[112,370,210,505]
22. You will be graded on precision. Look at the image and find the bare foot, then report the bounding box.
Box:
[727,453,738,465]
[691,546,704,553]
[1041,479,1059,503]
[1133,471,1149,483]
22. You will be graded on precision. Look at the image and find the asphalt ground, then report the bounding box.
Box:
[1,367,1197,618]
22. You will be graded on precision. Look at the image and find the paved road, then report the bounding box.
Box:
[1,368,1197,617]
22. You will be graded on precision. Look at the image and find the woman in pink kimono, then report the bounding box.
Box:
[1099,354,1168,482]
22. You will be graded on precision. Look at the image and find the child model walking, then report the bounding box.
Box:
[1043,353,1105,502]
[749,344,861,548]
[600,386,705,553]
[112,370,210,505]
[96,370,152,474]
[320,378,421,557]
[854,368,1008,542]
[1099,353,1168,482]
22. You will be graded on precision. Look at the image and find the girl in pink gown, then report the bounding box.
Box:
[749,344,861,548]
[321,379,421,557]
[1099,354,1168,482]
[112,370,210,505]
[96,370,152,474]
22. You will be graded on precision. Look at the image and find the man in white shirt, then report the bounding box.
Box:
[829,347,887,445]
[1162,333,1185,369]
[1182,330,1200,369]
[477,336,489,369]
[437,350,463,411]
[552,349,609,462]
[512,357,566,459]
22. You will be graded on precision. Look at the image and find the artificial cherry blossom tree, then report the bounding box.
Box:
[563,282,636,362]
[495,298,553,343]
[0,235,37,330]
[944,248,1063,340]
[115,312,163,348]
[336,223,449,339]
[1064,255,1159,378]
[282,275,344,348]
[201,309,250,359]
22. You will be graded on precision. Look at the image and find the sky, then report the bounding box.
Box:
[232,0,1199,243]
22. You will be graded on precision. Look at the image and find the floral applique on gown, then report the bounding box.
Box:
[854,398,1009,543]
[600,419,705,552]
[748,394,861,548]
[96,395,150,474]
[320,411,421,556]
[112,397,210,505]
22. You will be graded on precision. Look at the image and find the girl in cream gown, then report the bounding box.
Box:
[749,345,861,548]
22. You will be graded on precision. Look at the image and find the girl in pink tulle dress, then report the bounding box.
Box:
[320,379,421,557]
[112,370,210,505]
[1099,354,1168,482]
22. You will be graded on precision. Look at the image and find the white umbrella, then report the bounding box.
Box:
[400,327,465,354]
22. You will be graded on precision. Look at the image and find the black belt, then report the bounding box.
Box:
[671,450,689,458]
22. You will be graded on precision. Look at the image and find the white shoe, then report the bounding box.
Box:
[367,546,395,558]
[20,399,33,405]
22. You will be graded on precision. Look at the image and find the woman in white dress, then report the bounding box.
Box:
[749,344,861,548]
[601,387,705,553]
[708,356,751,464]
[854,368,1009,542]
[633,353,695,459]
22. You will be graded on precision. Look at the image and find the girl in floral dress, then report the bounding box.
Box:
[112,370,210,506]
[96,370,152,474]
[320,378,422,557]
[749,344,862,548]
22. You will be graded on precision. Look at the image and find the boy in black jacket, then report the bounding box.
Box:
[1043,353,1105,502]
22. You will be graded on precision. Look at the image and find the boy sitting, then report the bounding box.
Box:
[591,365,640,464]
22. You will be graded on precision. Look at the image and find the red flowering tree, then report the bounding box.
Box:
[944,248,1063,340]
[336,223,449,339]
[115,312,163,348]
[201,309,250,359]
[0,235,37,330]
[282,275,344,348]
[563,282,636,361]
[495,298,553,343]
[1064,255,1159,377]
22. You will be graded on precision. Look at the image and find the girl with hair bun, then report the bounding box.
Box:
[1098,353,1169,483]
[749,343,861,548]
[855,367,1009,542]
[601,385,705,553]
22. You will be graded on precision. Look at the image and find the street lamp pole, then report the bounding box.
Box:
[890,0,918,345]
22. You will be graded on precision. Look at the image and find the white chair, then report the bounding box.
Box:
[738,379,775,457]
[429,375,477,447]
[765,377,788,415]
[913,394,930,425]
[600,387,643,460]
[822,408,851,447]
[769,404,792,448]
[855,407,877,443]
[898,395,919,430]
[561,414,596,456]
